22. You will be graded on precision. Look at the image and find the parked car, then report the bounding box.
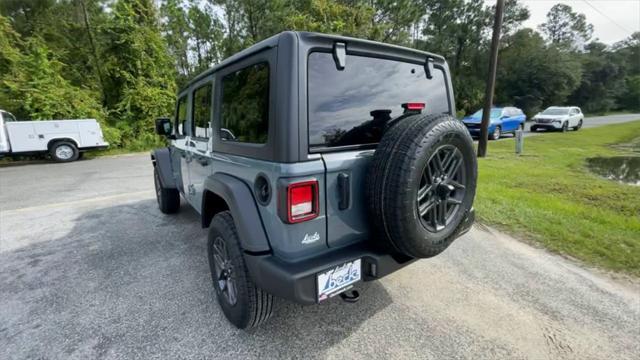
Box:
[531,106,584,132]
[0,109,109,162]
[461,107,526,140]
[152,31,477,329]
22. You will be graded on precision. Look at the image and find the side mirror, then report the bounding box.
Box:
[155,117,172,137]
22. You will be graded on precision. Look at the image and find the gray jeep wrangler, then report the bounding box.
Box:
[152,31,477,329]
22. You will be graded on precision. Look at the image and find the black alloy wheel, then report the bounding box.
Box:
[211,236,237,306]
[417,145,466,232]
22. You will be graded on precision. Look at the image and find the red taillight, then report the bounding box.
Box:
[287,180,319,223]
[402,102,426,111]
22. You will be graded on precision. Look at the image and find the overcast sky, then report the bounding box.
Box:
[488,0,640,44]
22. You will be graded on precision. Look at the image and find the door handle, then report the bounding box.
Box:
[187,141,196,147]
[338,173,350,210]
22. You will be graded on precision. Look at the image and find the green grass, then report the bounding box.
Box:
[476,120,640,276]
[585,110,639,117]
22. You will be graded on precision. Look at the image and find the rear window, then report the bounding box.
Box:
[308,52,450,148]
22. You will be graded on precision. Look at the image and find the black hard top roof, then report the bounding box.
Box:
[182,31,444,92]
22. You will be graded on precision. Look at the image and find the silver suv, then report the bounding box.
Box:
[152,31,477,328]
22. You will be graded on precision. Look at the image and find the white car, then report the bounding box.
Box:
[0,109,109,162]
[531,106,584,132]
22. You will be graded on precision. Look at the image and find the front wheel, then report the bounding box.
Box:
[573,119,583,131]
[561,122,568,132]
[154,167,180,214]
[208,211,276,329]
[491,126,502,140]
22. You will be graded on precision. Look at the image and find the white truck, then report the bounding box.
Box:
[0,109,108,162]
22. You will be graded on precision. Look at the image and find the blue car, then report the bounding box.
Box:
[462,107,526,140]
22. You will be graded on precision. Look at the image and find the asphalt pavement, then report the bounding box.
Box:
[500,113,640,139]
[1,117,639,359]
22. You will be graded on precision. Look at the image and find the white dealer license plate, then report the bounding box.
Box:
[317,259,361,302]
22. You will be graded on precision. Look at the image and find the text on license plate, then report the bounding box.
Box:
[317,259,361,302]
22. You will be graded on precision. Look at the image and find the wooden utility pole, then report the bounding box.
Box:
[78,0,106,105]
[478,0,505,157]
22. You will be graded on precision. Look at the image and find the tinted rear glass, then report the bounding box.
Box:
[220,62,269,144]
[308,53,450,148]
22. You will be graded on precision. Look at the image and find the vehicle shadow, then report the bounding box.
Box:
[0,198,393,359]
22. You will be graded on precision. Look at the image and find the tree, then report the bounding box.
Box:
[2,0,639,151]
[496,29,582,116]
[497,0,530,41]
[613,32,640,110]
[286,0,376,38]
[569,42,624,113]
[101,0,176,149]
[368,0,426,44]
[0,15,104,122]
[539,4,593,49]
[161,0,225,87]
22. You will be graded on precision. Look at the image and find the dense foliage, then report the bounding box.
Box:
[0,0,638,149]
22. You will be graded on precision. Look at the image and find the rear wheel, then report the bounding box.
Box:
[367,114,477,258]
[573,119,583,131]
[530,125,538,132]
[50,141,79,162]
[208,211,276,329]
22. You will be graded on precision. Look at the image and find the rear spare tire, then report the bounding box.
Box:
[366,114,477,258]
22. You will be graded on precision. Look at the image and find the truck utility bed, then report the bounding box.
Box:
[1,119,108,154]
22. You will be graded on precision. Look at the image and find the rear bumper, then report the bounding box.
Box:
[245,208,475,305]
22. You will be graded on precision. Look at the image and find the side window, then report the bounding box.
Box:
[192,83,213,138]
[175,96,188,136]
[220,62,269,143]
[2,111,16,122]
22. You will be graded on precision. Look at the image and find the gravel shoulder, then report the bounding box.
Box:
[1,154,639,359]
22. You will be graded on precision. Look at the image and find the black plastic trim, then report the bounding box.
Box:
[244,241,417,305]
[337,173,350,210]
[203,173,271,252]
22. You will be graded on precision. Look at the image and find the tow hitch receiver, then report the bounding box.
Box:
[340,289,360,303]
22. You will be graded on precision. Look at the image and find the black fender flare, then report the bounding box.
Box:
[202,173,271,253]
[151,148,176,189]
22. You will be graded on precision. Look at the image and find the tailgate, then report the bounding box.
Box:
[321,150,374,248]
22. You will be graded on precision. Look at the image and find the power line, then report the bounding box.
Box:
[580,0,636,34]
